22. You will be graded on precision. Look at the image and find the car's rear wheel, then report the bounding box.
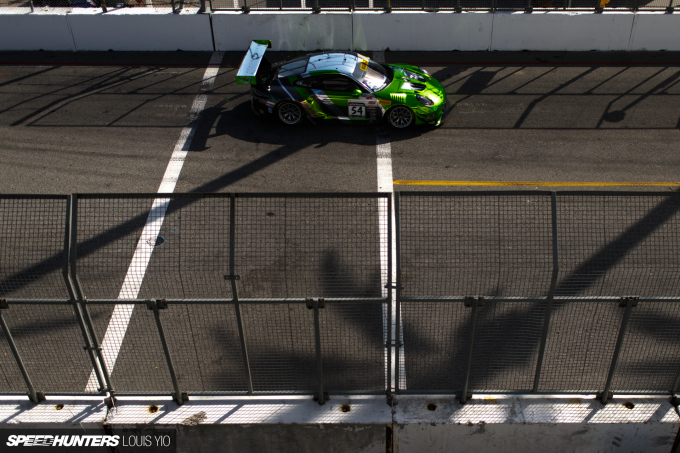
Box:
[277,101,304,126]
[387,105,414,129]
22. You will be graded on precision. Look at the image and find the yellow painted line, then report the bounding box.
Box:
[393,180,680,187]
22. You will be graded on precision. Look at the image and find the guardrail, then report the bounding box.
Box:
[0,0,675,13]
[1,192,679,405]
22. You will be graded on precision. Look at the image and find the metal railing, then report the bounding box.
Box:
[223,0,677,12]
[1,192,680,405]
[1,0,676,13]
[0,0,203,14]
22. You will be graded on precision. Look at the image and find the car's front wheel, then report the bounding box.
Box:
[276,101,304,126]
[387,105,414,129]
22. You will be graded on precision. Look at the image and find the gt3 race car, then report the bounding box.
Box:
[236,40,447,129]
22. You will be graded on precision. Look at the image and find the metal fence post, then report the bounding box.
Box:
[460,296,482,404]
[533,192,559,392]
[309,298,327,404]
[0,301,43,403]
[392,193,399,395]
[595,0,603,13]
[66,195,115,396]
[148,300,186,405]
[229,194,254,395]
[599,297,637,404]
[667,0,674,13]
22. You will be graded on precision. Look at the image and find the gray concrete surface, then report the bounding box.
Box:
[0,51,679,195]
[0,394,676,452]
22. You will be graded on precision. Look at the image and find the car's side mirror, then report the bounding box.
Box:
[352,88,363,96]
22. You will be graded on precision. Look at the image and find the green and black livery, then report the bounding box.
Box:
[236,40,448,128]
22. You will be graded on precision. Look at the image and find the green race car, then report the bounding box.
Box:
[236,40,448,129]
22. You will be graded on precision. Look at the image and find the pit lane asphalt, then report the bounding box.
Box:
[1,51,680,397]
[1,50,679,194]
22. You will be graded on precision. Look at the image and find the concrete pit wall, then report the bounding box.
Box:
[0,395,677,452]
[1,10,680,52]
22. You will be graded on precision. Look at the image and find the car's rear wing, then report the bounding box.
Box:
[236,40,272,85]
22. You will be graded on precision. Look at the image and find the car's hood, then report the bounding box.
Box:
[379,64,446,104]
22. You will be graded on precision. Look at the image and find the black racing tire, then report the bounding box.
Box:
[276,101,305,126]
[387,105,414,129]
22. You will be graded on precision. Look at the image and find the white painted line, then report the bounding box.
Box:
[85,52,225,393]
[376,129,405,392]
[374,50,406,392]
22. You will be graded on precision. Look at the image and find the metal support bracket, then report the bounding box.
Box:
[172,392,189,405]
[597,391,614,403]
[464,296,484,308]
[148,300,185,406]
[460,297,482,404]
[457,391,473,403]
[0,300,7,309]
[619,296,639,308]
[600,297,637,404]
[306,298,325,309]
[313,392,329,404]
[104,396,117,409]
[224,274,240,281]
[147,299,168,310]
[310,299,327,405]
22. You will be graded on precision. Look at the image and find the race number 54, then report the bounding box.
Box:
[349,102,366,118]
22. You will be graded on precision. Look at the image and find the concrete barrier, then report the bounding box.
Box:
[630,12,680,51]
[490,11,636,51]
[67,8,214,51]
[1,10,679,52]
[0,395,676,452]
[352,11,493,51]
[212,12,353,51]
[0,10,75,51]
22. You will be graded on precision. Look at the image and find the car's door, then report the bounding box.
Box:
[306,74,371,121]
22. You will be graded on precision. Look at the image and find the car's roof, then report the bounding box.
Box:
[306,53,360,74]
[276,52,364,78]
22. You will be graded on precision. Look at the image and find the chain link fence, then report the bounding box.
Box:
[397,191,680,403]
[1,192,680,404]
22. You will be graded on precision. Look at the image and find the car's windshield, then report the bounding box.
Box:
[358,60,393,92]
